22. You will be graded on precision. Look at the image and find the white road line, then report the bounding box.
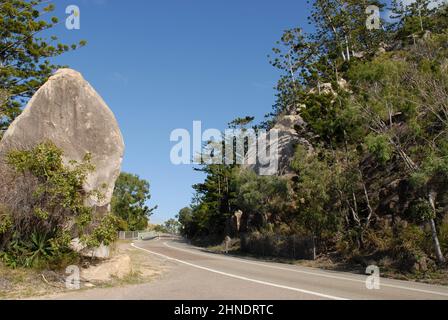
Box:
[163,241,448,298]
[131,242,348,300]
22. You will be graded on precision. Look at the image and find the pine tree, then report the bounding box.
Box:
[389,0,438,39]
[0,0,86,133]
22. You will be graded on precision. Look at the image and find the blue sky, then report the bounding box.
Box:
[46,0,314,224]
[43,0,442,224]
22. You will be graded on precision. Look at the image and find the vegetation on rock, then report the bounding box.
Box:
[0,142,119,268]
[178,0,448,274]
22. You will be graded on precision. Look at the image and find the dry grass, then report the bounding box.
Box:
[0,264,67,299]
[0,240,166,299]
[101,240,165,287]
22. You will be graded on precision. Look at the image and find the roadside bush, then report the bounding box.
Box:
[0,206,12,235]
[439,215,448,255]
[392,224,428,272]
[407,199,436,223]
[80,215,120,248]
[335,229,363,257]
[0,141,118,269]
[240,231,315,260]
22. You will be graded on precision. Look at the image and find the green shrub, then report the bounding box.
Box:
[365,133,394,164]
[0,207,12,235]
[408,199,435,223]
[0,141,118,269]
[80,215,120,248]
[439,216,448,254]
[392,224,428,272]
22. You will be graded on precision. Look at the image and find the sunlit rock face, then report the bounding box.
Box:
[0,68,125,211]
[245,114,313,176]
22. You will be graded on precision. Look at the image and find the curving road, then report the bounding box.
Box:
[55,238,448,300]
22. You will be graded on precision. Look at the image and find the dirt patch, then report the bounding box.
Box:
[82,254,132,282]
[0,240,166,299]
[0,266,67,299]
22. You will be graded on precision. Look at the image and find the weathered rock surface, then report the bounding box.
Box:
[273,115,314,175]
[0,68,124,211]
[247,78,351,176]
[226,210,243,237]
[70,238,111,258]
[246,114,313,175]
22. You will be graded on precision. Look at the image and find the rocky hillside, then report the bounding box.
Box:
[178,1,448,275]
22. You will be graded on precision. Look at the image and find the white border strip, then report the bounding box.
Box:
[131,243,347,300]
[163,242,448,298]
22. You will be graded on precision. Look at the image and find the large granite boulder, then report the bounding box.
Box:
[0,68,124,211]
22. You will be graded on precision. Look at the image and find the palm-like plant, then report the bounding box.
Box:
[24,232,53,268]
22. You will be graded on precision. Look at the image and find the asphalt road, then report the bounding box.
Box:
[55,238,448,300]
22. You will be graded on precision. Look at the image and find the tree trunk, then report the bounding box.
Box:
[418,7,424,33]
[429,192,446,264]
[345,35,350,61]
[429,218,445,264]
